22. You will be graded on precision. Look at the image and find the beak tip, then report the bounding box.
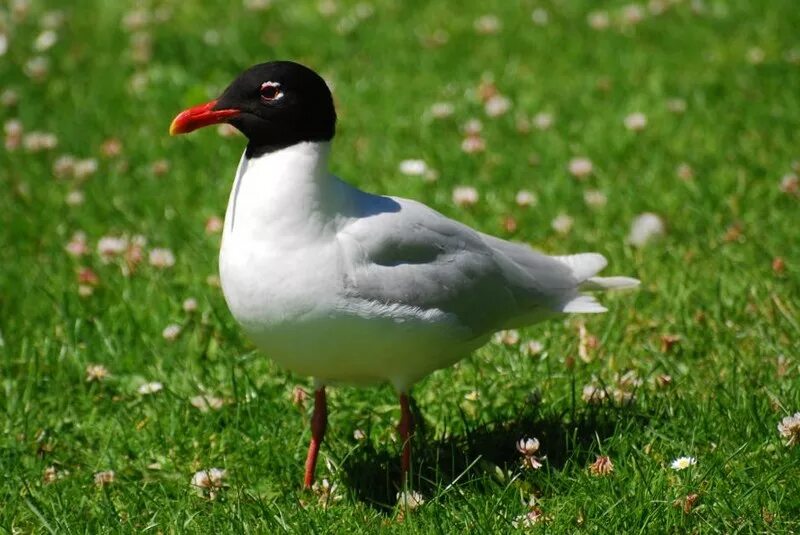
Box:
[169,118,182,136]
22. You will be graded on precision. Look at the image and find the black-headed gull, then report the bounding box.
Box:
[170,61,639,488]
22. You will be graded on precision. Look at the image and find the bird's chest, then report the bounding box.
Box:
[219,232,344,331]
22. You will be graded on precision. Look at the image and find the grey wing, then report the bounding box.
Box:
[337,196,574,334]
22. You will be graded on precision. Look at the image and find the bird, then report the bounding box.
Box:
[169,60,639,490]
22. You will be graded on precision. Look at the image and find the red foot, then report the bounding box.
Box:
[398,392,414,479]
[303,387,327,489]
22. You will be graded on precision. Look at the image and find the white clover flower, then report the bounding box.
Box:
[531,8,549,25]
[23,131,58,152]
[512,508,545,528]
[1,88,18,107]
[670,456,697,470]
[463,118,483,135]
[33,30,57,51]
[182,298,198,313]
[627,212,665,247]
[312,478,343,509]
[551,213,574,235]
[191,468,227,499]
[532,112,554,130]
[522,340,544,356]
[43,465,63,484]
[621,4,645,25]
[746,47,765,65]
[779,174,798,195]
[583,189,607,208]
[138,381,163,395]
[66,190,84,206]
[452,186,479,207]
[398,159,428,176]
[94,470,115,486]
[516,437,540,457]
[65,232,89,257]
[777,412,800,447]
[85,364,109,382]
[461,135,486,154]
[493,329,520,346]
[676,163,694,181]
[24,56,49,80]
[484,94,511,117]
[582,384,607,404]
[474,14,501,35]
[396,490,425,510]
[515,190,538,207]
[149,248,175,268]
[624,112,647,131]
[244,0,272,11]
[205,215,224,233]
[429,102,454,119]
[52,155,76,178]
[162,323,181,341]
[588,11,610,30]
[190,395,224,412]
[97,236,129,260]
[568,157,593,179]
[41,10,66,29]
[73,158,98,179]
[666,98,686,113]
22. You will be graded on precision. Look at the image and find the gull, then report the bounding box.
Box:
[170,61,639,489]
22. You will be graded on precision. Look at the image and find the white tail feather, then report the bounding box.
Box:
[553,253,640,314]
[561,295,607,313]
[581,276,641,291]
[553,253,607,281]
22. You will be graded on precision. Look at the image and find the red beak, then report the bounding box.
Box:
[169,100,240,135]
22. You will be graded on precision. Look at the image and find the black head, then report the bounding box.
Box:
[170,61,336,157]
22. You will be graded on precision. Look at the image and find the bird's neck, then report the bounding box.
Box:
[224,141,342,241]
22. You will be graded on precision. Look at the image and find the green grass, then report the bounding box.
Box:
[2,0,799,532]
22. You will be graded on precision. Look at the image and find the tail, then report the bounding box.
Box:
[553,253,639,313]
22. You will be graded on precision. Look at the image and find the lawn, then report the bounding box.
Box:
[2,0,799,532]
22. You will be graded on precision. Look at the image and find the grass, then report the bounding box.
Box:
[2,0,799,532]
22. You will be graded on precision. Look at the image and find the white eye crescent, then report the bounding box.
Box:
[260,81,284,102]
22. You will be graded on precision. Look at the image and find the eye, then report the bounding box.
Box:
[260,81,284,103]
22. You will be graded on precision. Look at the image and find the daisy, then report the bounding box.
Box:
[670,456,696,470]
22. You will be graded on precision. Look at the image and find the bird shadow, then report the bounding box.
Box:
[338,400,650,512]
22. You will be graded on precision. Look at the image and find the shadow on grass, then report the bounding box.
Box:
[339,401,649,512]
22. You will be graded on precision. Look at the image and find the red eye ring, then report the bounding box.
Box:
[260,81,283,102]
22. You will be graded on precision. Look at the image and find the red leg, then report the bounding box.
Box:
[397,392,414,479]
[303,387,327,489]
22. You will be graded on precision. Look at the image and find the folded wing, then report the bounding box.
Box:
[337,192,638,336]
